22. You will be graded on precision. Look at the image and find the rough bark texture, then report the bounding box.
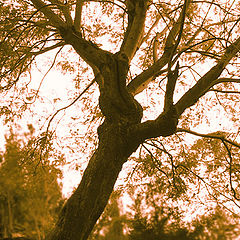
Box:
[48,122,140,240]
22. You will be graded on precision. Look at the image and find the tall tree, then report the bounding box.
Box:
[1,0,240,239]
[0,126,63,239]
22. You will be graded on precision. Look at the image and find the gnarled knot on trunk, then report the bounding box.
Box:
[97,119,141,157]
[99,90,143,123]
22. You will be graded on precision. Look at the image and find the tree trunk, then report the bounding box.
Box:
[48,119,141,240]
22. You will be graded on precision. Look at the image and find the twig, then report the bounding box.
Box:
[46,77,96,134]
[221,140,240,200]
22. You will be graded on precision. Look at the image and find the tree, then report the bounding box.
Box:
[1,0,240,239]
[0,126,63,239]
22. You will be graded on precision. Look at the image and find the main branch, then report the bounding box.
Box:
[175,36,240,115]
[120,0,148,61]
[31,0,66,28]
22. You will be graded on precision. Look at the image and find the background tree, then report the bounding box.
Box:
[0,126,64,239]
[1,0,240,239]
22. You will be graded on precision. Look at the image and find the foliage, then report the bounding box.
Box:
[1,0,240,239]
[0,125,64,239]
[89,188,240,240]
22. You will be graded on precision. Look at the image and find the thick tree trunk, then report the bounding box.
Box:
[48,120,141,240]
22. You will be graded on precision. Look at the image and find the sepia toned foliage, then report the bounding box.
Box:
[0,126,64,239]
[1,0,240,239]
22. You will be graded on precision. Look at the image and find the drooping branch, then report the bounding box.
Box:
[46,77,97,135]
[175,36,240,115]
[221,140,240,201]
[176,164,240,211]
[29,41,65,56]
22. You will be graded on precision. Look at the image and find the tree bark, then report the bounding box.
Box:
[48,121,142,240]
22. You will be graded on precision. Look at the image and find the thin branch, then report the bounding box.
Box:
[25,46,64,104]
[221,140,240,201]
[177,128,240,148]
[209,89,240,94]
[46,77,96,134]
[145,140,177,188]
[211,78,240,86]
[141,143,172,185]
[29,41,65,56]
[176,164,240,210]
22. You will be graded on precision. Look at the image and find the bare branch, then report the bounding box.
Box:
[209,89,240,94]
[49,0,73,26]
[119,0,148,61]
[177,128,240,148]
[127,0,190,95]
[74,0,84,31]
[164,62,179,111]
[127,53,169,95]
[212,77,240,86]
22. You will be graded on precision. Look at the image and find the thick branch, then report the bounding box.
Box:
[127,52,169,95]
[130,106,179,142]
[49,0,73,26]
[59,27,108,70]
[127,0,190,95]
[30,0,67,28]
[175,36,240,115]
[164,62,179,111]
[120,0,148,61]
[74,0,84,31]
